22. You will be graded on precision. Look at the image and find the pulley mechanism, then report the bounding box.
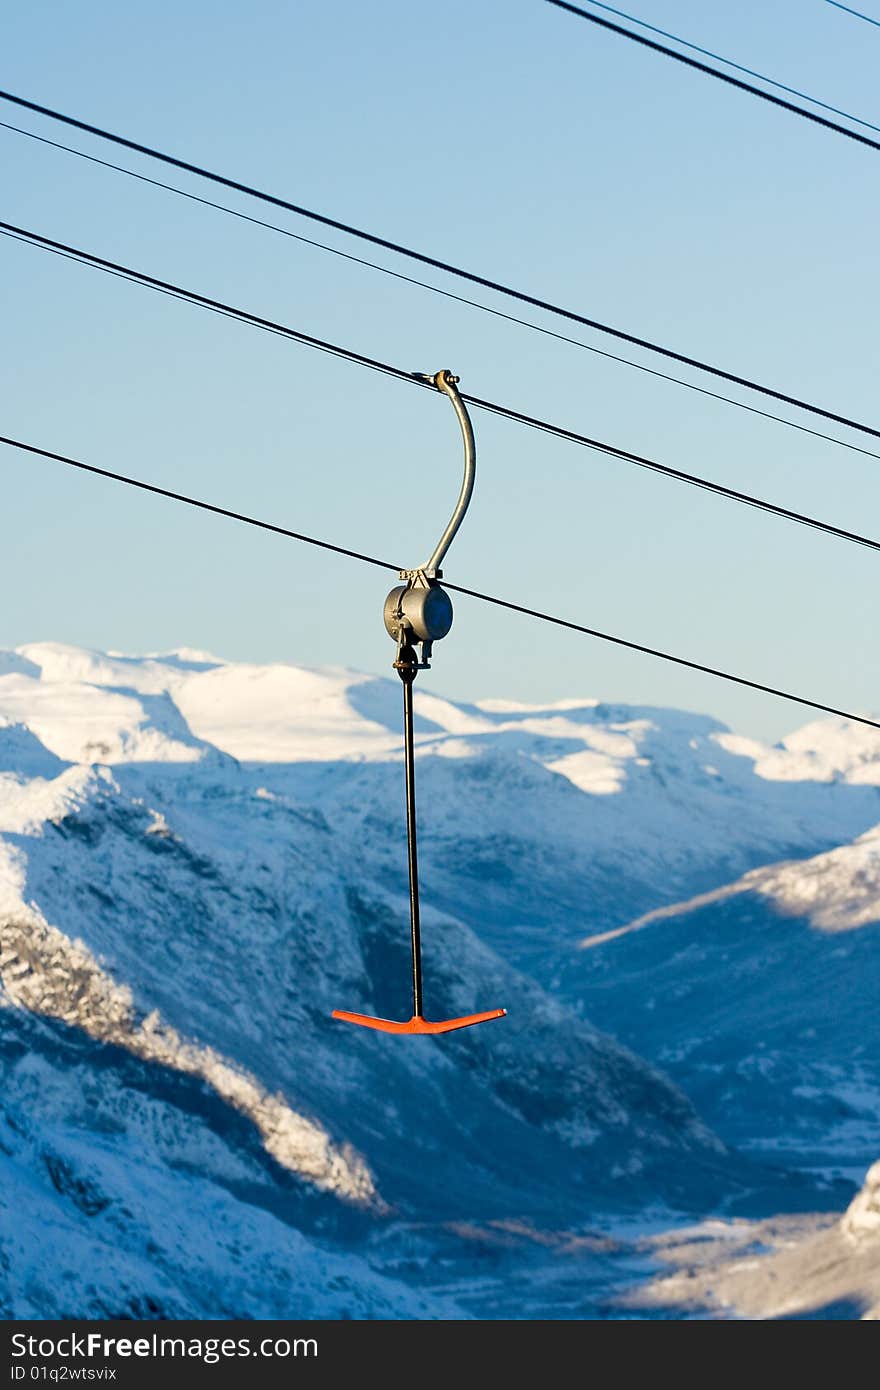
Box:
[333,370,506,1036]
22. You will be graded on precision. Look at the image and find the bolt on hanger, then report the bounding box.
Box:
[333,370,507,1036]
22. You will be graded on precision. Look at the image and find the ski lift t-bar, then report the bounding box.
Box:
[332,370,507,1036]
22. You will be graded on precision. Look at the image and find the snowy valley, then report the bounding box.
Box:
[0,642,878,1318]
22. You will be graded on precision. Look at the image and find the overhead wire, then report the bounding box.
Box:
[545,0,880,154]
[826,1,880,29]
[1,87,878,443]
[2,117,879,468]
[557,0,880,133]
[4,218,880,556]
[2,431,877,733]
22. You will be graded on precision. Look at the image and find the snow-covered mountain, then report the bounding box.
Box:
[576,823,880,1179]
[1,642,877,1317]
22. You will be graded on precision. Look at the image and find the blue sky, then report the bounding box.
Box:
[2,0,878,739]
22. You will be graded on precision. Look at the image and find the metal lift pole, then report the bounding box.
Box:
[398,644,423,1020]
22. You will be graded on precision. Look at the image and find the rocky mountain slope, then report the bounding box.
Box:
[576,827,880,1178]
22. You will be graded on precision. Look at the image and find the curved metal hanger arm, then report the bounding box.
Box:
[414,368,476,574]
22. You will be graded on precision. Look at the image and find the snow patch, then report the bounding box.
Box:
[546,749,625,796]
